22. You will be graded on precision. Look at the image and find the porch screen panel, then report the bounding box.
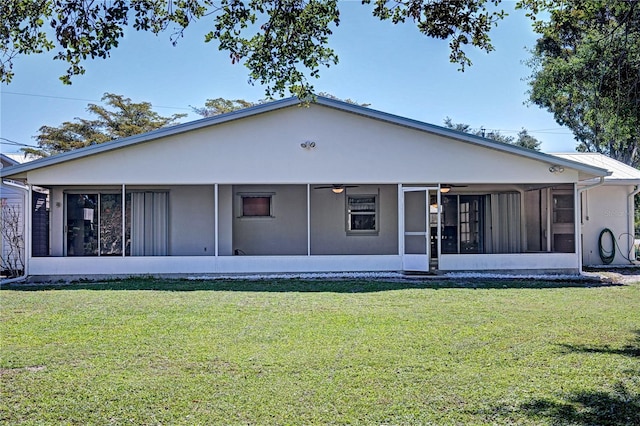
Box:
[489,193,521,253]
[66,194,98,256]
[130,192,168,256]
[151,192,168,256]
[131,193,145,256]
[99,194,123,256]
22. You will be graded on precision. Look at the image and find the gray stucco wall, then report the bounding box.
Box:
[310,184,398,255]
[231,185,308,255]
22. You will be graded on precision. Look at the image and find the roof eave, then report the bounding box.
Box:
[0,97,302,179]
[0,95,611,180]
[313,97,611,179]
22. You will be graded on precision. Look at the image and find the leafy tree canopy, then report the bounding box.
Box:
[191,92,369,116]
[1,0,507,99]
[192,98,258,117]
[23,93,368,156]
[522,0,640,166]
[443,117,542,150]
[23,93,186,157]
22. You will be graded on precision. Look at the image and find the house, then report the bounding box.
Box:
[1,154,26,277]
[1,96,637,281]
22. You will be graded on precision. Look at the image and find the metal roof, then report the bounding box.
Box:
[1,96,611,180]
[552,153,640,184]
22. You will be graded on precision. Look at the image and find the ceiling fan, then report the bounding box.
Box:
[314,184,359,194]
[440,184,467,193]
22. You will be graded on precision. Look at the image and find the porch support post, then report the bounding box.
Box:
[122,184,126,256]
[398,184,404,256]
[436,184,442,265]
[26,184,32,274]
[546,189,552,252]
[214,184,219,257]
[307,184,311,256]
[627,185,640,260]
[574,182,581,270]
[518,188,527,252]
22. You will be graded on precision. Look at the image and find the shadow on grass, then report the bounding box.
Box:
[558,330,640,358]
[518,383,640,426]
[499,332,640,425]
[1,277,620,292]
[583,266,640,276]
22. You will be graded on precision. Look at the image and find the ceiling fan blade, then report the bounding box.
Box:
[313,184,359,190]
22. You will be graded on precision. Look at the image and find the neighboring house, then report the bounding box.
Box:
[1,154,27,276]
[0,97,637,280]
[1,153,48,278]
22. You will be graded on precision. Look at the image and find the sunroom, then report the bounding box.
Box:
[23,180,580,277]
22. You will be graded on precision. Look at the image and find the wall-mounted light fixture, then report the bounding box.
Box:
[332,187,345,194]
[300,141,316,149]
[440,185,451,193]
[549,165,565,173]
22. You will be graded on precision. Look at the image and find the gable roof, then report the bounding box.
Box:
[552,152,640,184]
[0,96,611,180]
[1,153,20,168]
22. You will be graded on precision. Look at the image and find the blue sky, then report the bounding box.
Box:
[0,1,576,155]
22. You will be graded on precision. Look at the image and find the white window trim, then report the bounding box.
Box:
[237,192,276,219]
[346,193,379,236]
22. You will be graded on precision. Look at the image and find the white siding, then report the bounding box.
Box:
[1,184,25,273]
[581,185,635,265]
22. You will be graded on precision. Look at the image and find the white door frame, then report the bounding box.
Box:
[400,186,439,272]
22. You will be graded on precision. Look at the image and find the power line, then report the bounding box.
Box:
[0,137,37,148]
[1,90,193,111]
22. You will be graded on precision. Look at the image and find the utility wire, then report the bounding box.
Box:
[0,137,37,148]
[1,90,193,111]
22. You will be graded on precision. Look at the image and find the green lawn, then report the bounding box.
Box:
[1,278,639,425]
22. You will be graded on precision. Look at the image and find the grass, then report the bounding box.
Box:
[1,278,639,425]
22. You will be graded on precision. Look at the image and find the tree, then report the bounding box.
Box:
[1,200,25,278]
[443,117,542,150]
[514,128,541,151]
[522,0,640,166]
[192,98,258,117]
[192,92,369,117]
[315,92,370,107]
[1,1,507,99]
[23,93,186,157]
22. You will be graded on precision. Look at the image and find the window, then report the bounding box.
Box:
[459,195,483,253]
[239,194,273,218]
[66,193,123,256]
[553,193,574,224]
[551,190,575,252]
[347,195,378,234]
[66,191,168,257]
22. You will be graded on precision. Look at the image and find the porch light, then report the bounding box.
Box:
[332,187,345,194]
[440,186,451,193]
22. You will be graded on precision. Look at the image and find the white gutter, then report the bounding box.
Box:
[1,180,29,284]
[576,177,606,271]
[577,176,606,195]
